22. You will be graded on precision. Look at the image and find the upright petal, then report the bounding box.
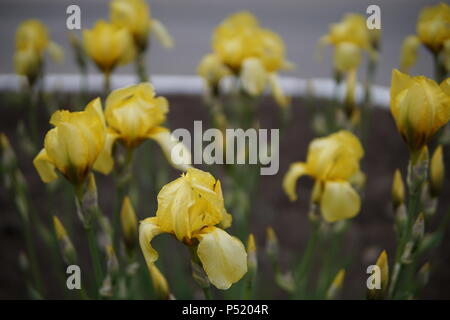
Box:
[320,181,360,222]
[195,227,247,290]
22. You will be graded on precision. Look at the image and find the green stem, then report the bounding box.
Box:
[202,287,213,300]
[85,223,103,299]
[389,160,422,299]
[294,221,321,299]
[103,72,111,97]
[433,52,447,83]
[27,87,38,146]
[135,51,148,82]
[114,147,134,253]
[361,57,377,146]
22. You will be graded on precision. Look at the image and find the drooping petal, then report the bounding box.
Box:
[139,217,164,267]
[320,181,361,222]
[47,41,64,63]
[268,73,290,108]
[240,57,267,96]
[150,19,174,49]
[33,148,58,183]
[195,226,247,290]
[282,162,308,201]
[148,127,192,171]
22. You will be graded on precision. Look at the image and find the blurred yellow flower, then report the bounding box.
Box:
[139,168,247,290]
[100,83,191,171]
[318,14,374,73]
[197,53,231,89]
[417,3,450,53]
[83,20,135,75]
[110,0,173,52]
[390,69,450,151]
[199,11,293,107]
[14,19,63,84]
[400,3,450,73]
[33,98,111,185]
[283,130,364,222]
[400,35,421,73]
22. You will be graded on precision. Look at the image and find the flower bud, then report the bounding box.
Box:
[417,262,431,289]
[149,264,171,300]
[120,196,138,253]
[412,213,425,243]
[430,145,444,197]
[367,250,389,300]
[326,269,345,300]
[247,233,258,274]
[265,227,279,260]
[53,216,77,265]
[392,169,405,208]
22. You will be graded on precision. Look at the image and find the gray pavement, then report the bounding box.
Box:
[0,0,438,86]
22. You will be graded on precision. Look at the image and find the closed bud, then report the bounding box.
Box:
[149,264,171,300]
[412,213,425,243]
[408,146,429,189]
[326,269,345,300]
[367,250,389,300]
[376,250,389,291]
[247,233,258,274]
[430,145,444,197]
[265,227,279,260]
[100,245,119,298]
[120,196,138,253]
[84,173,98,211]
[395,203,408,236]
[275,271,295,293]
[53,216,77,265]
[0,133,15,171]
[392,169,405,208]
[417,262,431,289]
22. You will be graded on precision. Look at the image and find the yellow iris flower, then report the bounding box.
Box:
[14,19,63,84]
[33,98,111,185]
[400,3,450,73]
[283,130,364,223]
[318,14,374,73]
[197,53,231,89]
[139,168,247,290]
[100,82,191,171]
[390,69,450,151]
[199,11,293,107]
[83,20,135,75]
[110,0,173,52]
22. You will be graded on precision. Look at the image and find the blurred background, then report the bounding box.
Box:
[0,0,436,85]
